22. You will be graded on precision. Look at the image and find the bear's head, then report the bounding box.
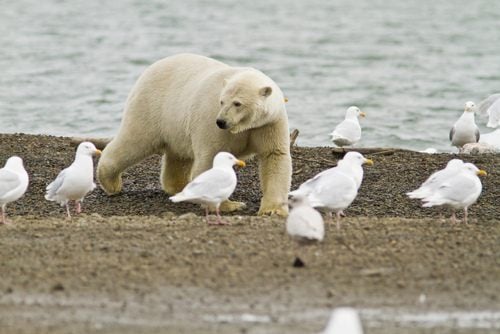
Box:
[216,70,282,134]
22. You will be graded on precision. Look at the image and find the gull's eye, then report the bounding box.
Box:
[233,101,241,107]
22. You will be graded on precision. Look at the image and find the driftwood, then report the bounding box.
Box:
[330,147,415,156]
[70,131,415,158]
[292,155,336,165]
[289,128,299,148]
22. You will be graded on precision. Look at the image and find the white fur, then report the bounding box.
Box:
[98,54,292,216]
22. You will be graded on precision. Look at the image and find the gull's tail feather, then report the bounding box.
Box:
[406,188,430,199]
[45,182,57,202]
[421,195,446,208]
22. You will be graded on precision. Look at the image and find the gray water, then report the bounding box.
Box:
[1,0,499,151]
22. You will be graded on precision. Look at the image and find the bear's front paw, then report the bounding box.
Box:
[98,176,123,195]
[217,200,247,212]
[258,205,288,217]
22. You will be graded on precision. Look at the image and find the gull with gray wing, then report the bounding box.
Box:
[420,163,486,224]
[450,101,480,152]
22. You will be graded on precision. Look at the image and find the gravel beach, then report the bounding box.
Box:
[0,133,499,333]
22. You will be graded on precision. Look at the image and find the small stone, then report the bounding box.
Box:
[396,280,406,288]
[292,257,305,268]
[178,213,198,220]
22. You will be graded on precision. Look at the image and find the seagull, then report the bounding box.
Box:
[289,152,373,228]
[289,151,372,199]
[45,142,101,218]
[477,93,500,128]
[407,159,464,199]
[0,156,29,224]
[170,152,245,225]
[421,163,486,224]
[322,307,364,334]
[286,195,324,266]
[330,106,366,147]
[450,101,480,152]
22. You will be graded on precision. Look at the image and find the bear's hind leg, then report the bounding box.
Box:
[161,154,193,195]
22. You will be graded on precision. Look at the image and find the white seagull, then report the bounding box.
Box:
[289,152,373,229]
[286,195,324,266]
[421,163,486,224]
[45,142,101,218]
[0,156,29,224]
[289,151,371,199]
[478,93,500,128]
[330,106,366,147]
[170,152,245,225]
[450,101,480,152]
[407,159,464,199]
[322,307,364,334]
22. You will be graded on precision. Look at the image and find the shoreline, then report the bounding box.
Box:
[0,132,499,220]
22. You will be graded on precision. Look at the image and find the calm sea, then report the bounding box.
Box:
[1,0,499,152]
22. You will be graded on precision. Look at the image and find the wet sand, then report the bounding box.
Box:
[0,133,499,333]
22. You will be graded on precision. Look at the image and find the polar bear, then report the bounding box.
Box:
[97,53,292,216]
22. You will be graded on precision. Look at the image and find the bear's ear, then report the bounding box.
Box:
[259,86,273,97]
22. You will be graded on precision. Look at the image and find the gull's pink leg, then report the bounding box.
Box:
[464,207,468,224]
[339,210,346,217]
[326,212,333,225]
[66,203,72,219]
[1,205,9,224]
[208,206,230,225]
[336,211,342,230]
[450,210,456,224]
[205,207,211,224]
[76,201,82,214]
[216,207,223,225]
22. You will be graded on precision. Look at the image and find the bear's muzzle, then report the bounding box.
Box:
[216,119,228,129]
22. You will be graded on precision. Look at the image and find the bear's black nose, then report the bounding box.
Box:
[216,119,228,129]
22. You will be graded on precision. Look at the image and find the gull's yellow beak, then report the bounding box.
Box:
[95,149,102,156]
[364,158,374,166]
[360,111,366,118]
[236,159,246,168]
[477,169,487,177]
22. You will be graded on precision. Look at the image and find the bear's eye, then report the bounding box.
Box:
[233,101,242,107]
